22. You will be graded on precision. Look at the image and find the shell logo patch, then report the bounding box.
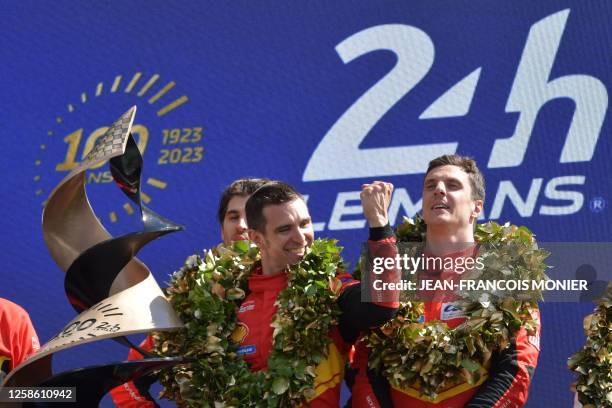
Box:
[231,322,249,344]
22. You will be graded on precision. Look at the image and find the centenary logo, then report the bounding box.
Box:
[34,72,205,224]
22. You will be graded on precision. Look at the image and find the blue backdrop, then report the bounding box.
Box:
[1,1,610,406]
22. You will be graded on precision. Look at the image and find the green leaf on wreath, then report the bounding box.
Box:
[461,358,480,373]
[234,239,249,253]
[271,377,290,395]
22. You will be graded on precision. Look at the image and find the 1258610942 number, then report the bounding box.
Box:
[0,388,76,402]
[158,146,204,164]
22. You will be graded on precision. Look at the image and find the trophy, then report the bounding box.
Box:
[1,107,185,406]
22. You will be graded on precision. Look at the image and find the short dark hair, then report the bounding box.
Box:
[426,154,485,201]
[217,178,270,224]
[245,181,304,232]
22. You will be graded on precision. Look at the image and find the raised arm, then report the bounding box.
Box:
[337,182,400,343]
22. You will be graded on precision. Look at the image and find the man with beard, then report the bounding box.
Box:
[233,180,399,405]
[112,178,401,406]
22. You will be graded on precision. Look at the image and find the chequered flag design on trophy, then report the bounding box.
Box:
[81,106,135,168]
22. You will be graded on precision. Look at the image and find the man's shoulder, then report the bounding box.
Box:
[0,298,30,319]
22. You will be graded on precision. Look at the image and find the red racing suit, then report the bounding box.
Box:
[111,226,400,407]
[349,248,541,408]
[0,298,40,381]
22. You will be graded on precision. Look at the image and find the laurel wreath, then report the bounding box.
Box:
[568,284,612,408]
[152,238,344,407]
[362,216,548,400]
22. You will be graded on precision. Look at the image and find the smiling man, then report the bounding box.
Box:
[111,178,400,407]
[218,178,271,244]
[245,183,314,276]
[236,180,400,406]
[349,155,541,408]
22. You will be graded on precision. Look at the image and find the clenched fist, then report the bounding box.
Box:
[360,181,394,228]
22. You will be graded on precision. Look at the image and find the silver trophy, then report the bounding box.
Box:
[1,107,185,406]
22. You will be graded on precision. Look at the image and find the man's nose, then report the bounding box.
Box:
[291,228,307,245]
[237,217,248,231]
[434,182,446,196]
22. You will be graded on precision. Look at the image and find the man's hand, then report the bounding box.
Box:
[361,181,394,228]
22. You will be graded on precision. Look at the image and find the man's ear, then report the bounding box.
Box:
[471,200,483,223]
[248,229,263,247]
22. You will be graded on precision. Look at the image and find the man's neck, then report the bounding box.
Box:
[260,259,287,276]
[425,224,475,256]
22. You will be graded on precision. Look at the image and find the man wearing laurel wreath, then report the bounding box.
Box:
[111,178,401,406]
[349,155,541,407]
[110,178,270,407]
[231,180,400,406]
